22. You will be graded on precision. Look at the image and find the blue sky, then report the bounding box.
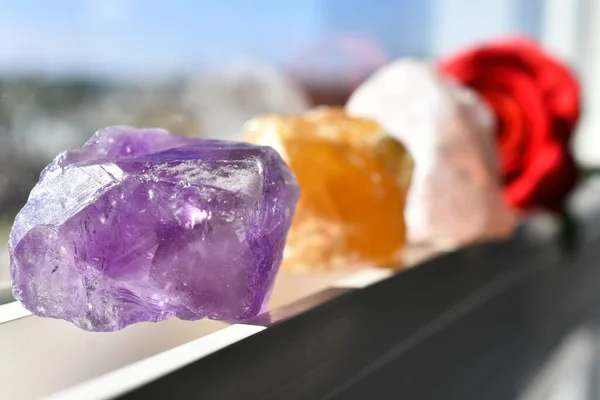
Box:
[0,0,323,77]
[0,0,541,79]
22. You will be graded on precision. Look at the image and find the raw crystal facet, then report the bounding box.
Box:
[9,126,299,331]
[245,107,413,271]
[347,60,517,247]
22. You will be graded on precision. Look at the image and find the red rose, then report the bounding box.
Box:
[439,37,581,213]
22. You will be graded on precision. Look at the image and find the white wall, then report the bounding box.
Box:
[430,0,539,57]
[544,0,600,168]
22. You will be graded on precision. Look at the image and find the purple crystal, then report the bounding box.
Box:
[9,126,299,331]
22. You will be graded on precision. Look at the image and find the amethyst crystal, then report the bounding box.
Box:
[9,127,299,331]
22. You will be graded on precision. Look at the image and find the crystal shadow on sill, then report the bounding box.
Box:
[0,257,402,399]
[0,265,404,400]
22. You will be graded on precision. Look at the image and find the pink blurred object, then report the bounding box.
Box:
[347,60,517,248]
[285,34,390,105]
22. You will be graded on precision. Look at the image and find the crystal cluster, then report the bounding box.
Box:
[347,60,516,246]
[9,127,299,331]
[245,108,413,271]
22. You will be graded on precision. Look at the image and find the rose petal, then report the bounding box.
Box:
[439,38,580,212]
[504,142,578,211]
[441,37,580,141]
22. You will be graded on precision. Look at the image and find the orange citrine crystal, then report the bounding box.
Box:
[245,107,413,271]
